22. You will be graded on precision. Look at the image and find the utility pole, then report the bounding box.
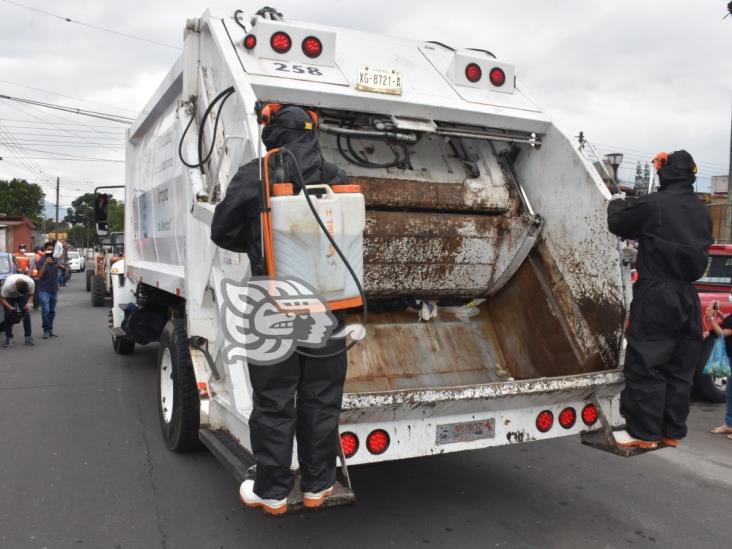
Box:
[55,176,60,239]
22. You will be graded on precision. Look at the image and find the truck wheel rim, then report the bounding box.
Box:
[160,348,174,423]
[713,376,727,392]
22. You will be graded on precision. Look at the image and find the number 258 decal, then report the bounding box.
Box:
[273,62,323,76]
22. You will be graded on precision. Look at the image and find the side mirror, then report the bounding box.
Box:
[94,193,109,222]
[96,222,109,236]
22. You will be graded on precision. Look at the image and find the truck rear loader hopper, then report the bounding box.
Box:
[111,8,635,510]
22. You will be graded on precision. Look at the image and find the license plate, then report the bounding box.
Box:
[356,65,402,95]
[436,418,495,445]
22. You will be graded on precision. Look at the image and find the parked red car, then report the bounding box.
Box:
[693,244,732,403]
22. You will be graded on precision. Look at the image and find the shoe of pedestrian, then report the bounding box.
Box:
[239,480,287,516]
[661,437,679,448]
[710,424,732,434]
[1,338,12,348]
[613,430,658,450]
[303,485,334,508]
[42,332,49,339]
[24,336,34,346]
[50,332,58,338]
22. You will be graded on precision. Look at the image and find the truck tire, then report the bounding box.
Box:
[157,318,200,452]
[112,334,135,354]
[86,270,93,292]
[693,336,726,403]
[92,275,106,307]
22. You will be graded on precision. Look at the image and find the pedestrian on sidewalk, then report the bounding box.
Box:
[36,242,61,339]
[706,304,732,440]
[1,273,35,347]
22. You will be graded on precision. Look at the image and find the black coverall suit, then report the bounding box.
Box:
[211,107,349,499]
[607,150,712,442]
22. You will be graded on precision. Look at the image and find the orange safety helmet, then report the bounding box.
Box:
[259,102,318,130]
[652,151,669,171]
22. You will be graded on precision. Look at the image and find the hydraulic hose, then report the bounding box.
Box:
[178,86,236,174]
[278,147,368,358]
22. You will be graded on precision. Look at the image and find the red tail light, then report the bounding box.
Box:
[270,31,292,54]
[302,36,322,58]
[489,67,506,87]
[366,429,390,455]
[465,63,482,83]
[581,404,599,426]
[536,410,554,433]
[244,34,257,50]
[340,432,359,458]
[558,407,577,429]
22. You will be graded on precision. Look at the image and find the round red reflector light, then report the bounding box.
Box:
[270,31,292,54]
[536,410,554,433]
[465,63,482,83]
[302,36,322,58]
[558,407,577,429]
[340,432,359,458]
[489,67,506,87]
[244,34,257,50]
[581,404,598,426]
[366,429,390,455]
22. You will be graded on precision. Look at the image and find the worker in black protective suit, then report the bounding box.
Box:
[607,150,712,450]
[211,105,349,515]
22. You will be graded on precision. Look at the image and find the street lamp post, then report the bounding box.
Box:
[605,152,624,194]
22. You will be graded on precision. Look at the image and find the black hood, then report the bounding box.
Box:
[261,106,322,184]
[658,149,696,190]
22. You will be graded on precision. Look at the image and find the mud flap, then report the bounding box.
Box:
[580,394,670,457]
[199,428,356,512]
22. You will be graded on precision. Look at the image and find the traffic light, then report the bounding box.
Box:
[94,193,109,222]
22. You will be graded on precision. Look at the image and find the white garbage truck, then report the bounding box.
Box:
[108,7,633,510]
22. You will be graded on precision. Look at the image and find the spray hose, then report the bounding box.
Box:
[262,147,367,358]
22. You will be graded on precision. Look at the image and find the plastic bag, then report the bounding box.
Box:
[440,299,486,323]
[703,337,732,378]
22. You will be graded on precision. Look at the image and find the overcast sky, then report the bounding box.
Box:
[0,0,730,207]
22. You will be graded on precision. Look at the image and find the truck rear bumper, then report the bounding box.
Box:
[339,371,623,465]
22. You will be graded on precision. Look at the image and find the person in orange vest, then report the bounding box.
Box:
[13,244,30,275]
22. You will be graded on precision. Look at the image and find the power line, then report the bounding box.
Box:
[0,78,139,114]
[0,93,134,124]
[1,99,124,154]
[1,155,123,163]
[0,116,127,129]
[2,0,181,51]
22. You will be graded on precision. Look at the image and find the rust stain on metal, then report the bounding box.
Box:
[353,176,509,213]
[363,210,534,298]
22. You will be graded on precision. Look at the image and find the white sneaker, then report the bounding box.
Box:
[239,479,288,515]
[303,485,334,508]
[612,429,658,449]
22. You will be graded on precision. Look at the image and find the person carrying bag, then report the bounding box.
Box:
[705,302,732,439]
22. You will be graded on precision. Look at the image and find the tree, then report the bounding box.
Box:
[63,192,125,246]
[64,192,97,225]
[108,201,124,232]
[0,178,45,224]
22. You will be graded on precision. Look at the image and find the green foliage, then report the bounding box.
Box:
[64,192,98,225]
[0,178,46,224]
[108,202,124,232]
[63,191,124,244]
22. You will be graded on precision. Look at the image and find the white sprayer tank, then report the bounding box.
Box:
[270,184,365,307]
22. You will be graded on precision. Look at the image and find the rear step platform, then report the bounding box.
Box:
[199,428,356,512]
[580,394,670,457]
[580,430,672,457]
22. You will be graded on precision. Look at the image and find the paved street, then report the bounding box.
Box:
[0,274,729,549]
